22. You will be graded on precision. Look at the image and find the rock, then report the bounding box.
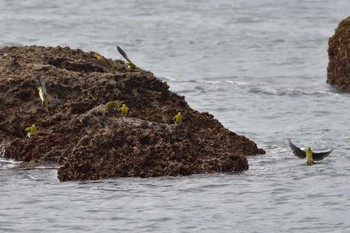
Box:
[327,16,350,91]
[0,45,265,181]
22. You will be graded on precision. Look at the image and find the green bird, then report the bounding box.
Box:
[38,78,49,111]
[106,100,124,111]
[288,139,333,165]
[25,124,37,138]
[94,53,115,72]
[121,103,129,115]
[117,46,137,70]
[173,112,183,124]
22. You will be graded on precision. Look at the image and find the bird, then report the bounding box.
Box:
[93,53,115,72]
[38,78,49,111]
[117,46,137,70]
[288,139,333,165]
[121,104,129,115]
[173,112,183,124]
[25,124,37,138]
[106,100,124,111]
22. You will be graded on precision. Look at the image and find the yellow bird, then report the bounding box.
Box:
[38,78,49,111]
[127,63,136,70]
[25,124,37,138]
[288,139,333,165]
[121,104,129,115]
[94,53,103,61]
[94,53,115,72]
[117,46,137,70]
[173,112,183,124]
[106,100,124,111]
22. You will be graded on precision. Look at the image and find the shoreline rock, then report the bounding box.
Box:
[327,16,350,91]
[0,45,265,181]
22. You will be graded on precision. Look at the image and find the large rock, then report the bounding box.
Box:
[327,17,350,91]
[0,45,265,181]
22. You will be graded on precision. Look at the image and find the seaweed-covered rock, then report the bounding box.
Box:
[0,45,265,181]
[327,16,350,91]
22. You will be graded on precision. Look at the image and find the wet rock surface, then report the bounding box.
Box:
[327,16,350,91]
[0,45,265,181]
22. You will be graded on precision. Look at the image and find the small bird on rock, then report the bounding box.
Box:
[288,139,333,165]
[25,124,37,138]
[38,78,49,111]
[106,100,124,111]
[173,112,183,124]
[117,46,137,70]
[93,53,115,72]
[121,104,129,115]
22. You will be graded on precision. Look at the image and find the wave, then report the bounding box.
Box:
[247,85,335,97]
[167,77,339,98]
[0,158,22,170]
[1,140,59,170]
[0,140,21,169]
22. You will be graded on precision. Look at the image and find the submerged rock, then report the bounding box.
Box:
[327,16,350,91]
[0,45,265,181]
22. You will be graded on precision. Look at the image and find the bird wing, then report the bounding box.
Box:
[39,78,47,96]
[288,139,306,159]
[312,149,333,161]
[117,46,132,63]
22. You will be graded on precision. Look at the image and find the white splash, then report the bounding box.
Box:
[0,140,6,158]
[0,140,22,169]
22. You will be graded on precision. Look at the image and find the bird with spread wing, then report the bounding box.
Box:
[288,139,333,165]
[117,46,137,70]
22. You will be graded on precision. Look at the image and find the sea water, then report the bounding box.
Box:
[1,1,350,232]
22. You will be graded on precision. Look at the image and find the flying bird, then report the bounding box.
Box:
[117,46,137,70]
[288,139,333,165]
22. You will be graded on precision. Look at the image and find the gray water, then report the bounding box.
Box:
[1,1,350,232]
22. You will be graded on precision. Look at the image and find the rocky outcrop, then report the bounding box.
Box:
[327,16,350,91]
[0,45,265,181]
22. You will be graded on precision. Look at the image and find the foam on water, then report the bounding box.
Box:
[0,140,20,170]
